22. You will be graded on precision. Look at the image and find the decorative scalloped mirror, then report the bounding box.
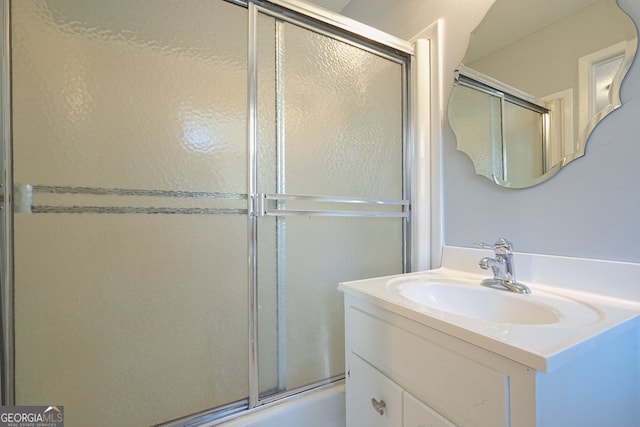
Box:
[448,0,638,188]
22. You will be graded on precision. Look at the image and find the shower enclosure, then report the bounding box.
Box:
[0,0,412,425]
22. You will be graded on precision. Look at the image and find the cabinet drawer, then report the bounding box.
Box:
[347,304,509,426]
[347,352,403,426]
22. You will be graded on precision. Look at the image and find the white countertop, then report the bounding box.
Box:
[339,267,640,372]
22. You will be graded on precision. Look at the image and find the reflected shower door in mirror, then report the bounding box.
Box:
[450,70,551,187]
[448,0,638,188]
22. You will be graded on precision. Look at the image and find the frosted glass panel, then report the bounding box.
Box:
[11,1,248,426]
[283,216,402,388]
[14,216,248,424]
[282,23,403,199]
[12,0,247,192]
[257,215,403,394]
[256,18,405,395]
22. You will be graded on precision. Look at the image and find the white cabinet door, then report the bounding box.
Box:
[347,353,403,426]
[403,392,456,427]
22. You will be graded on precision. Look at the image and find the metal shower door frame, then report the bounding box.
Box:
[1,0,13,406]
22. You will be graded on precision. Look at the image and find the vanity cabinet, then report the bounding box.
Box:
[344,294,534,426]
[343,293,640,427]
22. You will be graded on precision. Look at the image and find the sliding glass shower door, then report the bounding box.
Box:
[2,0,410,425]
[9,1,250,425]
[254,10,407,399]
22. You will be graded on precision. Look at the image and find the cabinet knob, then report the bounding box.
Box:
[371,397,387,415]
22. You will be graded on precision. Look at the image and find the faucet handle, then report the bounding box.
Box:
[475,241,494,250]
[475,238,513,254]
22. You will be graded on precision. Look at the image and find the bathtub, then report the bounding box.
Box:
[212,383,345,427]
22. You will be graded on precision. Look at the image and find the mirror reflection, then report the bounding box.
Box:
[449,0,638,188]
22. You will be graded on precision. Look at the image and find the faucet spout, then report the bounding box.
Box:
[479,256,509,281]
[477,238,531,294]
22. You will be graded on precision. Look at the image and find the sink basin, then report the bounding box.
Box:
[398,282,561,324]
[386,276,603,326]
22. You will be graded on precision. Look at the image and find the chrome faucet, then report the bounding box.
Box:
[477,238,531,294]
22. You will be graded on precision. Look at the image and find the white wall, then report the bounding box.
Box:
[343,0,640,263]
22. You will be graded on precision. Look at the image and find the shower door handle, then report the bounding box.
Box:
[14,184,33,213]
[0,183,34,213]
[257,192,409,218]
